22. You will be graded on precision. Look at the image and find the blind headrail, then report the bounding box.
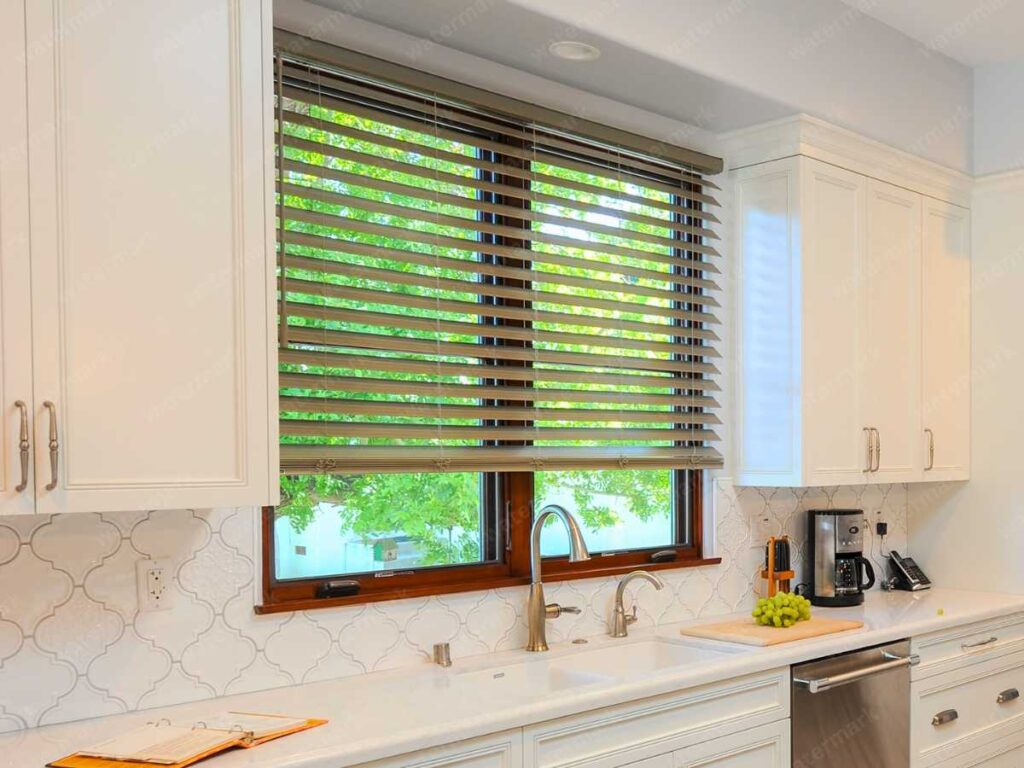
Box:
[273,29,724,176]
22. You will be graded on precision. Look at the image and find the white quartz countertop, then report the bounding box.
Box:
[7,587,1024,768]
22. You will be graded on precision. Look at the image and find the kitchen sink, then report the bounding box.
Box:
[455,660,613,693]
[549,637,743,679]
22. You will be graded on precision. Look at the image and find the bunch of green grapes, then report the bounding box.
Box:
[752,592,812,627]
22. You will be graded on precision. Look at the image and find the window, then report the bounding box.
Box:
[260,37,723,612]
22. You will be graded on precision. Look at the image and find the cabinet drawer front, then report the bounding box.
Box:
[912,652,1024,762]
[524,670,789,768]
[363,730,522,768]
[673,721,789,768]
[912,615,1024,680]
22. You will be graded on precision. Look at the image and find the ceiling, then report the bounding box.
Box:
[839,0,1024,66]
[305,0,795,133]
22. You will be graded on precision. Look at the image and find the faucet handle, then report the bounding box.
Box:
[626,604,639,626]
[545,603,581,618]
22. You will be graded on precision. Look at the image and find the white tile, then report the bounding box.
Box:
[180,618,257,694]
[31,514,120,583]
[0,548,73,631]
[34,589,123,673]
[87,630,173,707]
[263,614,332,682]
[0,524,19,566]
[0,641,77,725]
[38,680,126,725]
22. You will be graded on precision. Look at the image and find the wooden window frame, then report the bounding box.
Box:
[257,470,716,614]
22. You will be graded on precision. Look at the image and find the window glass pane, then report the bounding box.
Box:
[274,472,487,580]
[535,469,680,556]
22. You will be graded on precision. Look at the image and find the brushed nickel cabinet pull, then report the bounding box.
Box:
[962,636,998,651]
[932,709,958,727]
[924,428,935,471]
[872,428,881,472]
[43,401,58,491]
[863,427,874,472]
[997,688,1020,704]
[14,401,29,492]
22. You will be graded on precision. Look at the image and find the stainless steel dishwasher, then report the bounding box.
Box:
[792,639,918,768]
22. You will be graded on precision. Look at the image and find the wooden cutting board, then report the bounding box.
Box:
[680,615,864,646]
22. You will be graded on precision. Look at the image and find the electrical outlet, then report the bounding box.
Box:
[756,515,774,541]
[136,559,173,612]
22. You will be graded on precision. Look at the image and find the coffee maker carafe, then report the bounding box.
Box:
[807,510,875,607]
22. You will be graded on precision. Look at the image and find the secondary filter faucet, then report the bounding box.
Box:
[526,504,591,652]
[610,570,664,638]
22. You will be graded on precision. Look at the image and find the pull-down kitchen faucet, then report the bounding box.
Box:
[526,504,591,652]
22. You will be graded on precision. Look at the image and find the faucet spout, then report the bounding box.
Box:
[526,504,591,652]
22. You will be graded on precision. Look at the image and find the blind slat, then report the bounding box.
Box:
[281,231,721,300]
[279,349,721,390]
[285,255,718,319]
[279,155,718,245]
[285,327,717,377]
[284,205,721,276]
[279,374,720,409]
[281,84,720,207]
[280,444,725,473]
[281,182,720,260]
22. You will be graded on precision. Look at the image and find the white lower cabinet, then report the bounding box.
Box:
[911,622,1024,768]
[673,721,789,768]
[361,730,523,768]
[523,669,788,768]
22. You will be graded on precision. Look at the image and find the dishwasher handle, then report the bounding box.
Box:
[794,651,920,694]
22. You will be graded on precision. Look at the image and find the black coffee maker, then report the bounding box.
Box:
[807,510,875,607]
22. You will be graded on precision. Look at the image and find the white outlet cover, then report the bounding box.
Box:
[136,558,174,612]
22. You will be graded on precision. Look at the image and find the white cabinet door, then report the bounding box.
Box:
[864,179,922,482]
[24,0,277,513]
[363,731,522,768]
[921,199,970,481]
[0,0,35,516]
[800,158,869,484]
[673,721,789,768]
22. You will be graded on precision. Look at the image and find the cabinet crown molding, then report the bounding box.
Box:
[722,114,973,208]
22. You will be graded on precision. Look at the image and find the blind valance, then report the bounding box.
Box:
[274,46,724,475]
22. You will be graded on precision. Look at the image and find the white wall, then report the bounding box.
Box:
[909,172,1024,591]
[973,62,1024,176]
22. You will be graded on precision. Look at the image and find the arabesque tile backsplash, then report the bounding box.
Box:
[0,479,907,733]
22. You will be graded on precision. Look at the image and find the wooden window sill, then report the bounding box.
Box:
[255,556,722,615]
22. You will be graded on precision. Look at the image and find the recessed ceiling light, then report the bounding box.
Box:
[548,41,601,61]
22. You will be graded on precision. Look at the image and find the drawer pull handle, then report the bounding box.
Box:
[932,709,958,727]
[961,636,998,651]
[998,688,1020,704]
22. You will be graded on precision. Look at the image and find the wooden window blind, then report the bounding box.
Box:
[274,49,724,475]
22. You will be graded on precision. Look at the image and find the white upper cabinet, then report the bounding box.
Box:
[864,179,922,482]
[0,0,277,515]
[921,199,971,481]
[736,155,969,487]
[0,0,35,516]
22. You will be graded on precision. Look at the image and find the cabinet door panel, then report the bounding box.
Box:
[801,158,868,483]
[865,179,922,482]
[673,722,789,768]
[922,199,970,481]
[0,0,35,516]
[25,0,275,513]
[364,731,522,768]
